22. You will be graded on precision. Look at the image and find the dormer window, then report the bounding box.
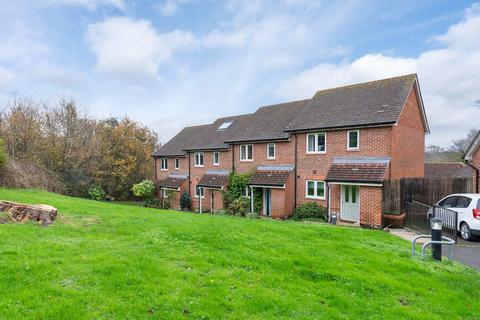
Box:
[217,121,233,130]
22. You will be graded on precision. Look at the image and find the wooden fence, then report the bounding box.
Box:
[382,177,473,214]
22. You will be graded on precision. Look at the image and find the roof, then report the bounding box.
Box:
[197,170,229,189]
[286,74,428,133]
[157,174,188,189]
[424,162,475,178]
[152,125,210,157]
[326,157,390,184]
[183,114,254,151]
[464,130,480,161]
[248,165,295,187]
[157,74,428,153]
[225,99,310,143]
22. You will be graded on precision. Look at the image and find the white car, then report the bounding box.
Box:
[434,193,480,241]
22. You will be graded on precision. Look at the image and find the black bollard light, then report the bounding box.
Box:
[431,217,442,261]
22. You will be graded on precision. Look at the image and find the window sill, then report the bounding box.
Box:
[306,152,326,155]
[213,164,220,166]
[305,196,326,200]
[160,169,168,171]
[240,159,253,162]
[194,196,205,199]
[347,148,360,151]
[194,165,204,168]
[267,157,276,160]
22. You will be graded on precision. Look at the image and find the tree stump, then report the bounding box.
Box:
[0,201,58,226]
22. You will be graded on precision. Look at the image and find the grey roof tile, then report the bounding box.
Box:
[286,74,418,132]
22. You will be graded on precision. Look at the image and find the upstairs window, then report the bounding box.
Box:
[213,152,220,166]
[347,130,359,150]
[195,152,204,167]
[306,133,326,154]
[267,143,275,160]
[161,158,168,170]
[240,144,253,161]
[175,158,179,170]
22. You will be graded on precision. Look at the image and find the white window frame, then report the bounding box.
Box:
[213,152,220,166]
[305,180,326,200]
[267,143,276,160]
[194,152,204,167]
[194,186,204,198]
[306,132,327,154]
[347,130,360,151]
[241,187,251,198]
[174,158,179,170]
[240,144,253,162]
[160,158,168,171]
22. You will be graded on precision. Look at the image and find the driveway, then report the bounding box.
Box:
[449,237,480,271]
[389,228,480,271]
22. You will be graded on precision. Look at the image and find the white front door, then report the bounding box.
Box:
[341,185,360,222]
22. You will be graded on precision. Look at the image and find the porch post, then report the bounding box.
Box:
[327,183,331,222]
[198,186,202,214]
[250,186,254,213]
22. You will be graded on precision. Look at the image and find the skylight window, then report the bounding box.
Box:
[217,121,233,130]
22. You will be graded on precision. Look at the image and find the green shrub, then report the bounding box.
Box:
[253,188,262,213]
[227,197,250,216]
[88,185,106,201]
[131,180,156,199]
[292,202,327,221]
[143,198,160,208]
[223,172,252,209]
[0,138,7,167]
[246,212,258,219]
[179,191,191,210]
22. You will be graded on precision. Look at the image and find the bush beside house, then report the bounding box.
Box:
[292,202,327,221]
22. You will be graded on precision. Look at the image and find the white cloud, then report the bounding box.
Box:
[85,17,196,81]
[277,5,480,147]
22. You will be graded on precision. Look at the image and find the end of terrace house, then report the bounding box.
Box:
[152,74,430,228]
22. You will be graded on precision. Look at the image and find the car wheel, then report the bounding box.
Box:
[460,222,473,241]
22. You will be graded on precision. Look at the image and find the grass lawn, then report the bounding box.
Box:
[0,189,479,319]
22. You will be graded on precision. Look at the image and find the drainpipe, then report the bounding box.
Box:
[231,144,235,173]
[466,161,479,193]
[188,153,191,197]
[294,133,298,212]
[154,157,158,197]
[327,182,330,222]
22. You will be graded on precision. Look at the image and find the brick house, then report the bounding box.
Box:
[464,130,480,193]
[152,74,429,228]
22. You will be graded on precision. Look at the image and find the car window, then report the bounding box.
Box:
[439,196,457,208]
[455,196,472,208]
[477,199,480,209]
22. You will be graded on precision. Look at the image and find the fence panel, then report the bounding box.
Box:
[405,201,458,243]
[383,177,472,215]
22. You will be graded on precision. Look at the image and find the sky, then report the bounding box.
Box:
[0,0,479,147]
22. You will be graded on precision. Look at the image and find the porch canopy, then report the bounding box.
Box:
[248,165,294,215]
[157,173,188,191]
[325,157,390,185]
[197,170,229,213]
[248,165,295,188]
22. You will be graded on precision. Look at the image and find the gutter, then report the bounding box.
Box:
[284,121,397,133]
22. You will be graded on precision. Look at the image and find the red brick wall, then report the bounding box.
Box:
[233,140,295,174]
[469,148,480,192]
[359,186,382,228]
[295,127,392,208]
[390,86,425,178]
[189,150,232,211]
[154,156,188,181]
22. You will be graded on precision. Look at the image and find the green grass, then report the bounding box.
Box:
[0,189,479,319]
